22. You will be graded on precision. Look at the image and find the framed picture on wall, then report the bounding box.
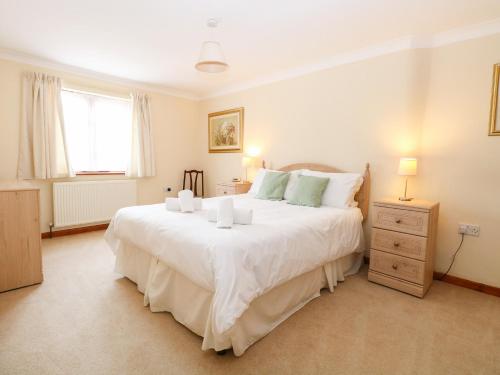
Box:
[489,63,500,136]
[208,107,244,153]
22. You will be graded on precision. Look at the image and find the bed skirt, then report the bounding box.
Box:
[114,242,363,356]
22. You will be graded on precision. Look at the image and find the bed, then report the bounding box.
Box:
[105,163,371,356]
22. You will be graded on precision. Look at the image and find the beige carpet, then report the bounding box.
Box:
[1,231,499,375]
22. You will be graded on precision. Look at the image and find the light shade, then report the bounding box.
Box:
[242,156,254,168]
[195,41,228,73]
[398,157,417,176]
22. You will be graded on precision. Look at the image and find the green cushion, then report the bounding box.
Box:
[255,171,290,201]
[287,175,330,207]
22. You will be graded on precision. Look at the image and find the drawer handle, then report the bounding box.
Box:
[392,264,398,270]
[223,191,227,194]
[393,241,400,247]
[395,218,402,224]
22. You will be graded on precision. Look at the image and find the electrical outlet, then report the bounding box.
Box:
[458,223,480,237]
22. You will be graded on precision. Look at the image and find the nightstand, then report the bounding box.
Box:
[368,198,439,298]
[215,181,252,196]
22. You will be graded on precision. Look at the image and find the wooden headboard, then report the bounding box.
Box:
[278,163,371,221]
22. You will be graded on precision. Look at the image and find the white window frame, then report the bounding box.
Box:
[61,88,132,175]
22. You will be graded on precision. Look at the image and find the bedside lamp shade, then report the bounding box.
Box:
[398,157,417,201]
[242,156,256,182]
[242,156,253,168]
[398,158,417,176]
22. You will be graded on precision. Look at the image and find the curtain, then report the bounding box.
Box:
[127,93,156,177]
[18,72,74,179]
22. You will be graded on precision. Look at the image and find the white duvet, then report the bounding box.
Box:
[105,194,363,336]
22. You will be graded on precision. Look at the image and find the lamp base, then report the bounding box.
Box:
[398,196,414,201]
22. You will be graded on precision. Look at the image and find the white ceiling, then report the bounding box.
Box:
[1,0,500,98]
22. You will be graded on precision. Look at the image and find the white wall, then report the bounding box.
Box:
[419,34,500,287]
[0,58,200,232]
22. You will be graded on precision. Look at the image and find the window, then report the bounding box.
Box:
[61,89,132,173]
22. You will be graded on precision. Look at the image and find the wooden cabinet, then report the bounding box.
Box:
[0,188,43,292]
[368,198,439,298]
[215,181,252,197]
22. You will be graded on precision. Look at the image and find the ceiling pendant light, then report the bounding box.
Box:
[195,19,228,73]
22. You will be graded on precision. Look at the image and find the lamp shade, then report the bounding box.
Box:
[242,156,254,168]
[398,158,417,176]
[195,41,228,73]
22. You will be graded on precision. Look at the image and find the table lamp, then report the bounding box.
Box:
[242,156,254,182]
[398,157,417,201]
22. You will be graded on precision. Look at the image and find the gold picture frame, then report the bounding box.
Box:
[208,107,244,153]
[489,63,500,136]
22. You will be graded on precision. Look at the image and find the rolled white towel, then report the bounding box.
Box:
[208,207,252,225]
[178,189,194,212]
[216,198,234,228]
[234,208,253,225]
[166,196,202,212]
[165,198,181,211]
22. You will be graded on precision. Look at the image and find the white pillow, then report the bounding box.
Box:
[283,169,305,201]
[302,170,363,208]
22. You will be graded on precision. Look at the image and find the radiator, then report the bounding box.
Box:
[53,180,137,228]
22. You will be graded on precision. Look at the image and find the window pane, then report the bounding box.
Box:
[94,97,131,171]
[61,90,132,172]
[62,91,91,172]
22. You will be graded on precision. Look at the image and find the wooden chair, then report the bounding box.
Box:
[183,170,204,197]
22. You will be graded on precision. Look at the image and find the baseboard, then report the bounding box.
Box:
[364,255,499,298]
[41,223,109,239]
[433,272,500,297]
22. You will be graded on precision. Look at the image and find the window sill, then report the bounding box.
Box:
[75,171,126,176]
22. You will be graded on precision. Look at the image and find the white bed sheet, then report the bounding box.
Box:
[105,194,363,337]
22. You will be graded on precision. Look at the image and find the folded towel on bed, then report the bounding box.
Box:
[216,198,234,228]
[165,195,202,212]
[178,189,194,212]
[208,207,253,225]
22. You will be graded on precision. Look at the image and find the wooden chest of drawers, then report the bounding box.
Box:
[215,181,252,197]
[368,198,439,298]
[0,187,43,292]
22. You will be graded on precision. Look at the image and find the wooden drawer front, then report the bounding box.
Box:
[371,228,428,261]
[373,205,429,236]
[368,271,424,298]
[216,186,236,196]
[370,249,425,285]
